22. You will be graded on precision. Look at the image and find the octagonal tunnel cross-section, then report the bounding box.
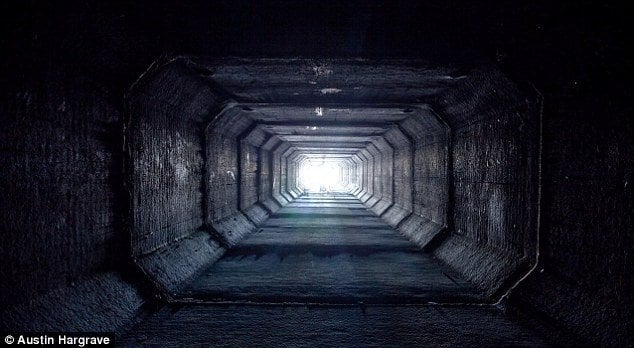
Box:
[125,57,541,305]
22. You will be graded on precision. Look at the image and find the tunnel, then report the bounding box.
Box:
[125,58,540,306]
[1,1,632,347]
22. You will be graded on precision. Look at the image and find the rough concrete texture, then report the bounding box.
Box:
[383,127,413,218]
[434,234,524,299]
[129,61,220,256]
[202,103,270,248]
[257,137,282,214]
[508,104,633,346]
[377,139,395,199]
[205,105,255,223]
[278,147,296,202]
[0,273,143,333]
[371,198,392,216]
[382,107,450,249]
[260,198,282,216]
[125,61,246,299]
[120,305,547,347]
[135,232,225,295]
[354,154,370,201]
[367,139,394,216]
[397,214,445,249]
[350,156,365,197]
[400,107,449,227]
[0,64,127,314]
[210,212,257,247]
[241,203,270,226]
[271,142,292,205]
[286,153,305,197]
[382,205,412,228]
[433,68,540,297]
[196,58,462,104]
[359,150,377,204]
[238,142,260,210]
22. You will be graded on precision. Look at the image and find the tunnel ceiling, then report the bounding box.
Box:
[189,57,461,156]
[193,58,467,104]
[244,106,416,123]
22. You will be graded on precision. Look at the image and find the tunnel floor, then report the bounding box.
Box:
[180,193,482,304]
[121,305,547,347]
[120,193,549,346]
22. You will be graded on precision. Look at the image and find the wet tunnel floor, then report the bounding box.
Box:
[182,193,482,304]
[121,193,548,346]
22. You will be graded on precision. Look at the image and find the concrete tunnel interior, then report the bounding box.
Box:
[1,1,631,346]
[126,58,540,303]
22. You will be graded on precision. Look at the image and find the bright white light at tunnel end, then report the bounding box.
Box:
[299,160,346,193]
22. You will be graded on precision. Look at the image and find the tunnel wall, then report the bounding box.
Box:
[363,146,381,207]
[370,145,385,207]
[127,61,278,296]
[363,151,373,200]
[280,148,304,200]
[351,155,364,196]
[259,136,283,213]
[392,107,450,248]
[279,147,295,202]
[346,160,356,189]
[507,86,633,346]
[239,142,260,210]
[382,128,413,226]
[205,105,261,245]
[127,61,230,294]
[357,149,374,202]
[0,60,143,331]
[272,142,292,205]
[352,155,363,196]
[239,126,271,224]
[368,139,394,216]
[432,68,540,298]
[206,107,242,222]
[343,160,356,190]
[286,152,303,196]
[129,62,214,256]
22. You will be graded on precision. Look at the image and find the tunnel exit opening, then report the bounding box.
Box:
[299,159,347,193]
